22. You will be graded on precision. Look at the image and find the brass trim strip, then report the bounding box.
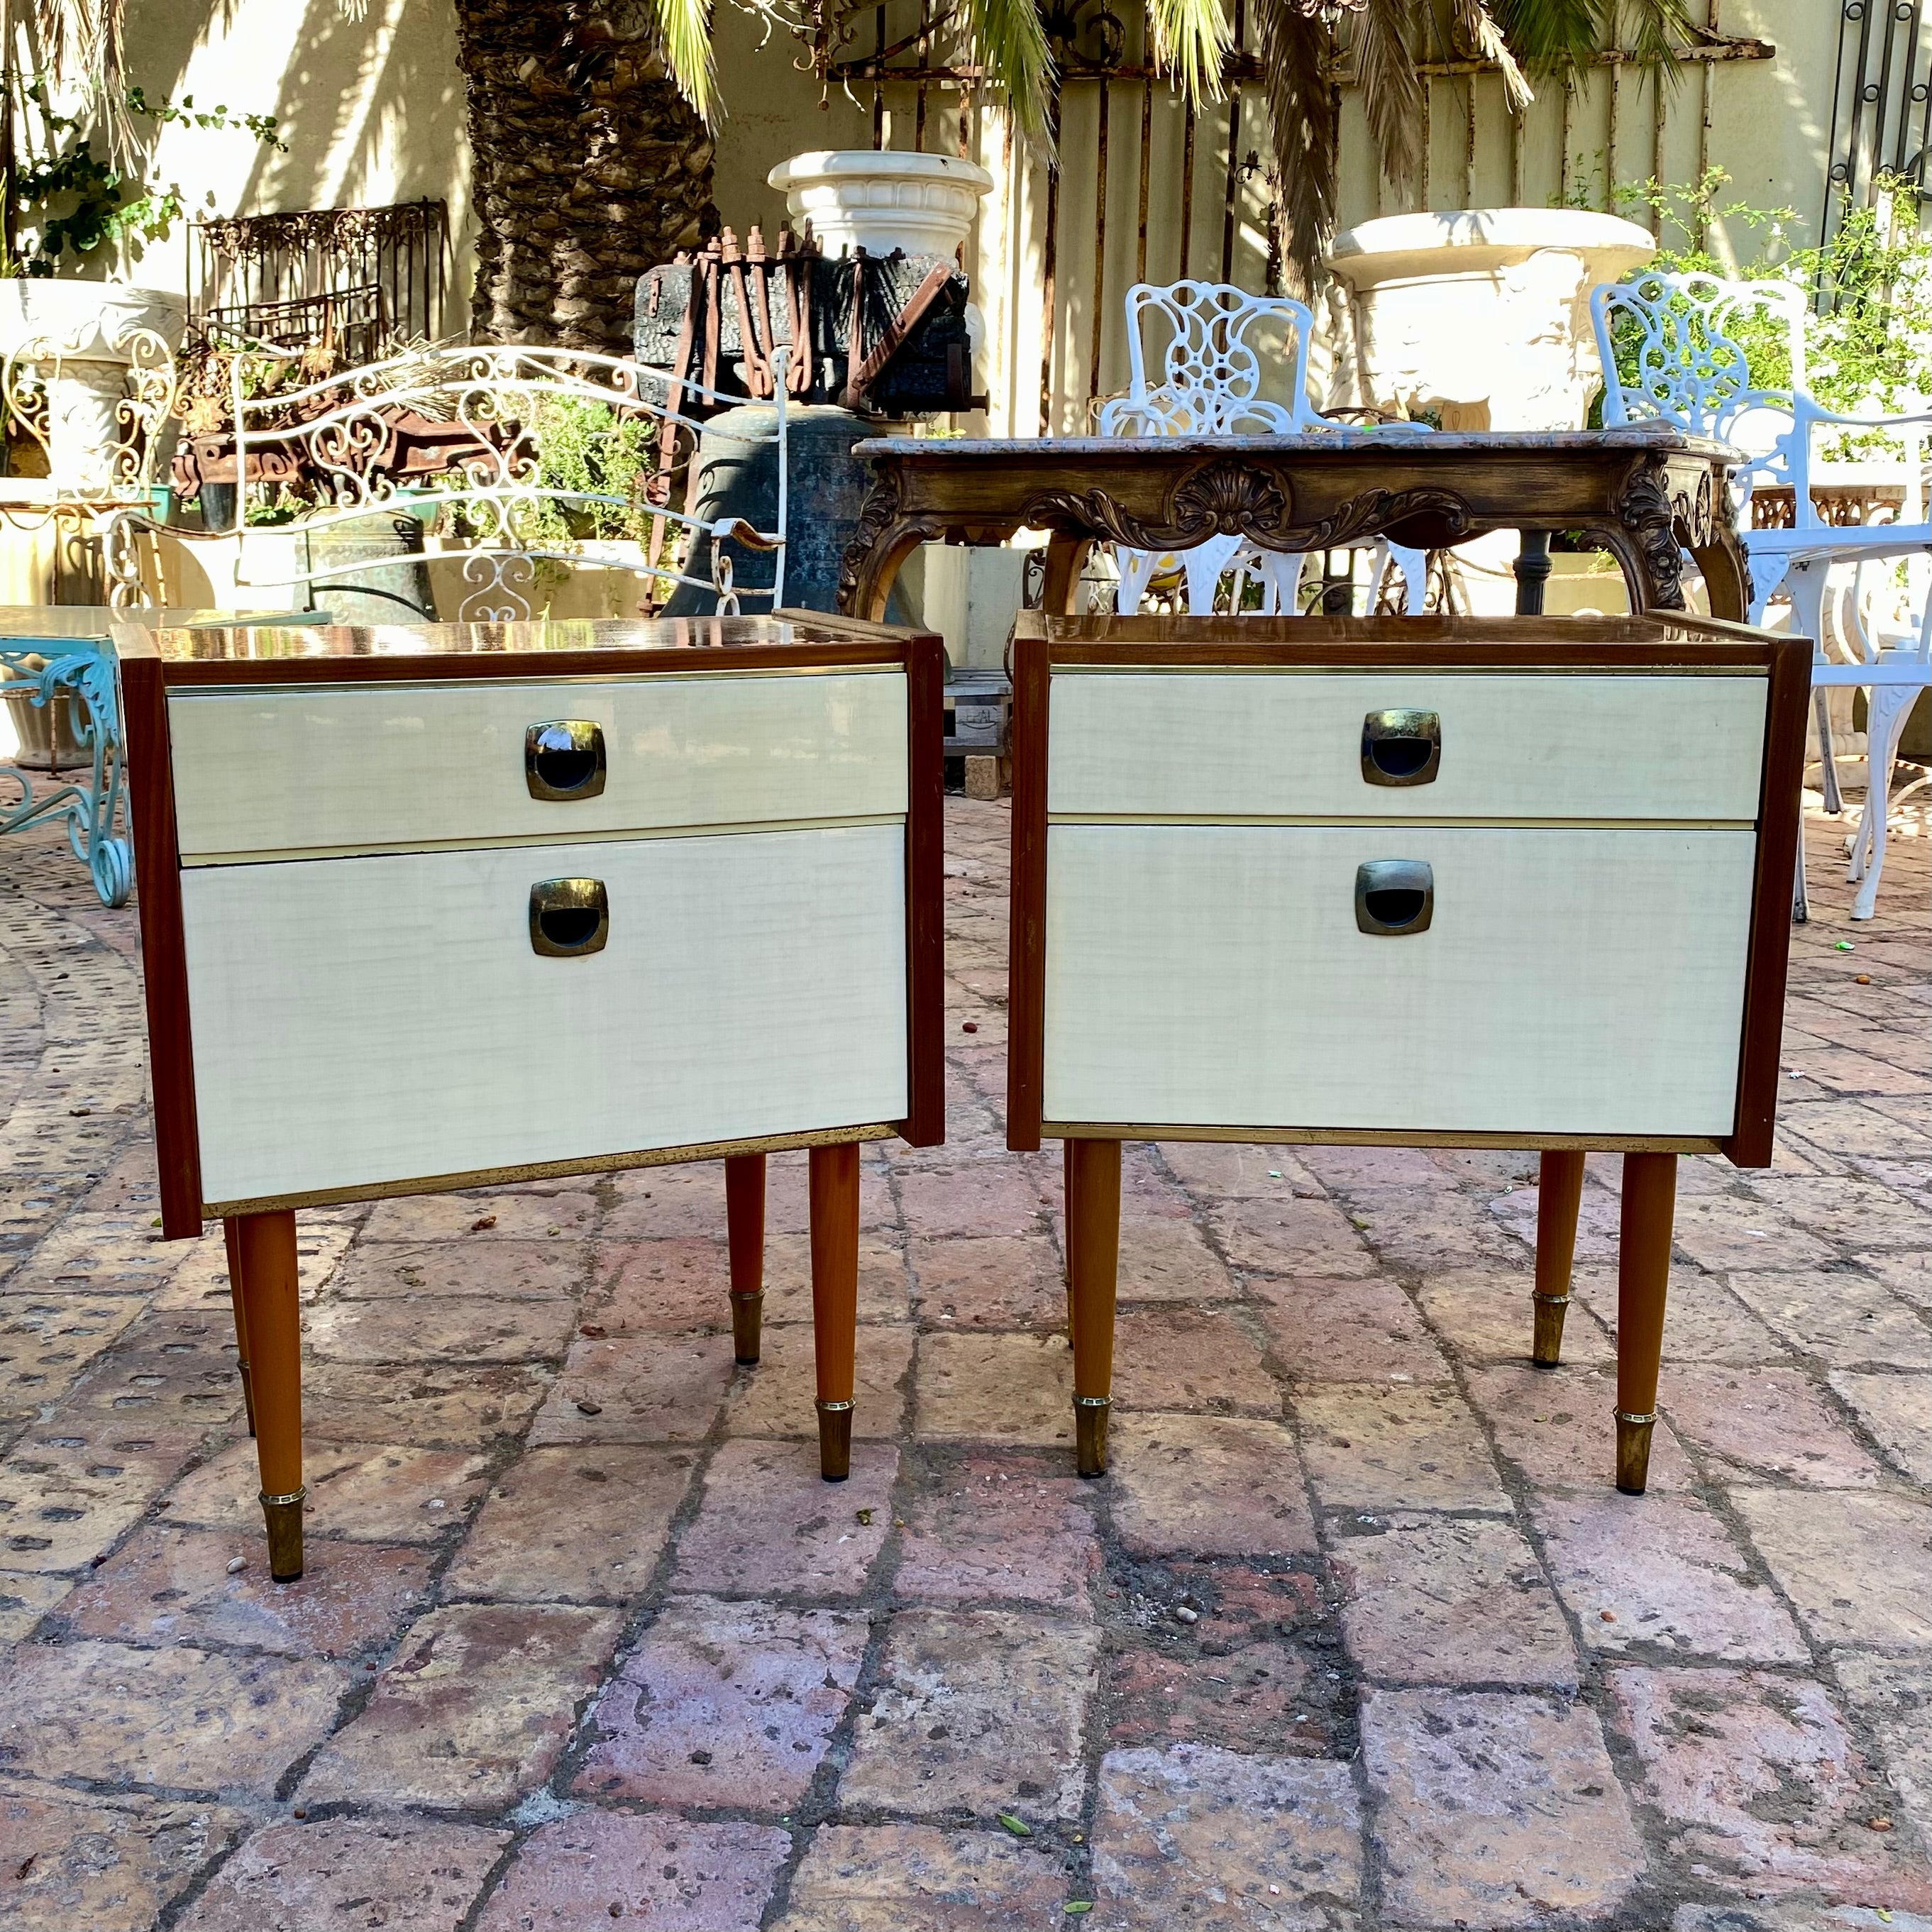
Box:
[182,812,907,868]
[169,664,907,700]
[815,1398,857,1415]
[1047,663,1766,678]
[203,1122,897,1218]
[1613,1408,1659,1427]
[1046,813,1757,831]
[1039,1122,1725,1152]
[259,1486,307,1508]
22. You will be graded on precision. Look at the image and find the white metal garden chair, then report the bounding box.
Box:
[1098,280,1426,617]
[1821,561,1932,919]
[1591,270,1932,918]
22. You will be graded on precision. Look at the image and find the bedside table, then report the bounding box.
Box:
[1005,612,1809,1494]
[117,612,944,1578]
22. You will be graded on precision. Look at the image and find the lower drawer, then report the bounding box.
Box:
[182,824,908,1205]
[1042,823,1756,1137]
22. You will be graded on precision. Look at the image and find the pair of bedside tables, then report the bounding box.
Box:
[118,609,1806,1581]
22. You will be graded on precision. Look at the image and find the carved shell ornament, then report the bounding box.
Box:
[1022,456,1299,551]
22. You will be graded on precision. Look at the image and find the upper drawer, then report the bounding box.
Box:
[167,670,909,860]
[1047,670,1768,822]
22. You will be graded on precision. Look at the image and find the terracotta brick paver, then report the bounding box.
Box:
[0,796,1926,1928]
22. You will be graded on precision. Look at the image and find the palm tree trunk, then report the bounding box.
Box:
[453,0,719,352]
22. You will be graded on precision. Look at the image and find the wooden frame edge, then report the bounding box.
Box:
[204,1122,896,1218]
[900,631,946,1146]
[1005,634,1049,1152]
[121,654,205,1238]
[1722,630,1811,1167]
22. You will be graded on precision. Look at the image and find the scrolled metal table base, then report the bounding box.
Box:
[0,643,131,907]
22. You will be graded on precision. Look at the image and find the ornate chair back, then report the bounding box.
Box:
[1590,270,1815,524]
[1098,281,1315,438]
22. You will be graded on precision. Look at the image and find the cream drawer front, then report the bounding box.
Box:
[1042,823,1755,1137]
[168,671,908,859]
[1047,672,1767,822]
[181,824,907,1205]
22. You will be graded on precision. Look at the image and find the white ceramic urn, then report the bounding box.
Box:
[1325,209,1657,432]
[0,280,187,493]
[768,150,995,259]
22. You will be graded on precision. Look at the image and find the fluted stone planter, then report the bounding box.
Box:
[768,150,993,259]
[0,280,187,493]
[1327,209,1656,432]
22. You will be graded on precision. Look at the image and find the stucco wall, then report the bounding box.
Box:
[62,0,474,327]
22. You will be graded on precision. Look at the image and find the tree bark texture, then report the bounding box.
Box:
[453,0,719,351]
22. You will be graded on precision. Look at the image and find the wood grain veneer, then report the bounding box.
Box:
[119,651,205,1237]
[900,633,946,1146]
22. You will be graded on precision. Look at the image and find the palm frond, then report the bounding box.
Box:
[1620,0,1694,74]
[1452,0,1532,110]
[1257,0,1332,299]
[33,0,131,161]
[964,0,1056,144]
[1353,0,1425,198]
[1488,0,1596,72]
[1146,0,1230,111]
[1491,0,1689,77]
[649,0,720,123]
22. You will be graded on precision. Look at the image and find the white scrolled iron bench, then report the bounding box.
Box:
[104,340,788,622]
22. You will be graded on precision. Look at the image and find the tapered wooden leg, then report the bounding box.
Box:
[1062,1140,1077,1349]
[232,1210,304,1579]
[1066,1137,1121,1478]
[808,1143,860,1481]
[1532,1150,1586,1367]
[1614,1153,1677,1496]
[222,1215,257,1437]
[724,1153,766,1365]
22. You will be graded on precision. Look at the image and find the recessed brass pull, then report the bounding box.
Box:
[529,878,610,956]
[1361,708,1441,786]
[525,719,607,800]
[1355,859,1434,937]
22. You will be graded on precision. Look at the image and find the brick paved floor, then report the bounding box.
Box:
[0,794,1926,1932]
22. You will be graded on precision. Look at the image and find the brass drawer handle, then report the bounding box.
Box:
[1362,708,1441,786]
[526,719,607,800]
[529,878,609,956]
[1355,859,1434,937]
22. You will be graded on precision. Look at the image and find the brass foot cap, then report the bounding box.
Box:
[260,1489,306,1583]
[1075,1399,1110,1479]
[1614,1413,1656,1495]
[1530,1296,1569,1369]
[731,1292,763,1367]
[817,1400,854,1482]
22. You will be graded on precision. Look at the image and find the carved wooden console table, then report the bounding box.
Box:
[839,425,1748,623]
[116,612,943,1580]
[1005,612,1809,1494]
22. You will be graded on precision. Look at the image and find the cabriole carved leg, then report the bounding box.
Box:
[1614,1153,1677,1495]
[222,1216,256,1437]
[231,1210,304,1579]
[1066,1137,1121,1478]
[1042,536,1095,618]
[808,1143,860,1481]
[724,1153,766,1365]
[1532,1150,1586,1367]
